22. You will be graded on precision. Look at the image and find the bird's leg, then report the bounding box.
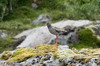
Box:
[56,35,58,45]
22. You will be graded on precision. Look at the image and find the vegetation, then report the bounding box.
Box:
[70,29,100,49]
[0,0,100,30]
[0,44,57,62]
[0,44,100,63]
[0,0,100,53]
[0,38,14,53]
[0,51,12,60]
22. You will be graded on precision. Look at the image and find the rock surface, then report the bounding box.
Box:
[32,3,38,9]
[92,25,100,40]
[0,45,100,66]
[11,36,26,49]
[33,14,52,24]
[16,20,92,48]
[0,30,6,38]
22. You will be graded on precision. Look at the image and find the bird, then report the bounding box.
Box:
[46,22,75,45]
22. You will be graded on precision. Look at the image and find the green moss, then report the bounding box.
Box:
[0,51,12,60]
[0,38,14,53]
[70,29,100,49]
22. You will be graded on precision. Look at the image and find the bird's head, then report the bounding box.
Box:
[46,22,51,27]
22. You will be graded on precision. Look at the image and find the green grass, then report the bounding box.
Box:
[70,29,100,49]
[0,38,15,53]
[0,6,66,30]
[0,19,33,30]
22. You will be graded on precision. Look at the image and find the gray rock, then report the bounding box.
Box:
[0,30,6,38]
[17,20,92,48]
[20,57,39,66]
[93,25,100,36]
[48,32,76,45]
[32,3,38,9]
[11,36,26,49]
[48,25,78,45]
[33,14,52,24]
[67,29,79,44]
[0,61,23,66]
[14,29,34,39]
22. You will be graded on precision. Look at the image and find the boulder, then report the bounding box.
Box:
[33,14,52,24]
[85,24,100,40]
[32,3,38,9]
[16,20,92,48]
[0,45,100,66]
[0,30,6,38]
[92,25,100,40]
[11,36,26,49]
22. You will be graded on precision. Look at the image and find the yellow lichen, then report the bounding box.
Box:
[5,44,57,62]
[57,49,77,59]
[35,44,58,55]
[1,44,99,63]
[0,51,12,60]
[7,52,35,62]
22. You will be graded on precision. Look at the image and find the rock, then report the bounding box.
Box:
[68,31,79,44]
[49,31,77,45]
[58,45,69,50]
[32,3,38,9]
[33,14,52,24]
[14,29,35,39]
[0,45,100,66]
[85,24,100,41]
[17,26,55,48]
[0,30,6,38]
[48,25,78,45]
[57,49,76,59]
[0,62,23,66]
[16,20,92,48]
[11,36,26,49]
[57,48,100,66]
[20,57,39,66]
[92,25,100,40]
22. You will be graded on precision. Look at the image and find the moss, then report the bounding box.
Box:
[70,29,100,49]
[7,51,36,62]
[0,51,12,60]
[1,44,100,62]
[5,44,57,62]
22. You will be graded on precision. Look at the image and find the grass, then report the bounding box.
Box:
[0,5,67,30]
[0,19,33,30]
[70,29,100,49]
[0,38,15,53]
